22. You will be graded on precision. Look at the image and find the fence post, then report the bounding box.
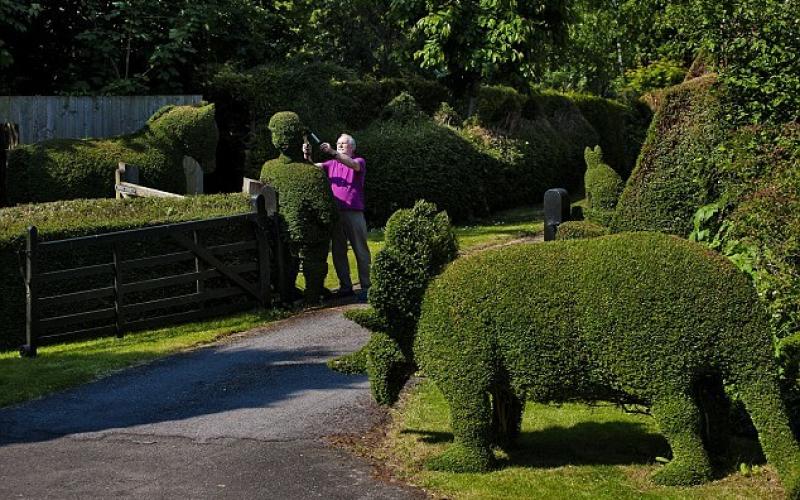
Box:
[21,226,39,358]
[116,162,140,199]
[251,192,271,308]
[112,243,125,339]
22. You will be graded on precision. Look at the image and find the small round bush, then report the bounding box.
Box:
[556,220,609,240]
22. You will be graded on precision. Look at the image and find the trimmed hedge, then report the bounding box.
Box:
[260,112,336,302]
[6,104,218,205]
[613,77,725,236]
[414,232,800,495]
[555,220,609,240]
[0,194,252,350]
[583,146,623,226]
[358,97,497,226]
[334,201,458,405]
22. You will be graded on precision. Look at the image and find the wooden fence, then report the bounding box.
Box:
[0,95,202,144]
[20,191,288,358]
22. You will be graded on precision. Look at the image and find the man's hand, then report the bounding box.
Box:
[302,142,312,161]
[320,142,334,155]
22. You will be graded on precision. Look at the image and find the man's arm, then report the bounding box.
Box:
[330,152,361,171]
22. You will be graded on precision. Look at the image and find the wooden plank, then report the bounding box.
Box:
[171,233,260,301]
[38,262,114,282]
[123,300,256,333]
[39,213,255,250]
[122,286,245,316]
[115,182,184,199]
[39,307,117,332]
[38,286,115,309]
[23,226,39,357]
[121,240,257,272]
[38,325,118,345]
[120,263,257,294]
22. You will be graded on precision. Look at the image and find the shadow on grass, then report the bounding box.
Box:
[403,420,669,467]
[403,421,768,476]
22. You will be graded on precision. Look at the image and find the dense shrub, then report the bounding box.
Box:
[358,97,497,226]
[583,146,623,226]
[6,104,218,205]
[414,232,800,494]
[205,64,450,181]
[555,220,609,240]
[260,112,336,302]
[0,194,252,350]
[334,201,458,405]
[613,77,725,236]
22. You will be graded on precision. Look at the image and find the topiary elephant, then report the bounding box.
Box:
[411,232,800,497]
[6,103,218,204]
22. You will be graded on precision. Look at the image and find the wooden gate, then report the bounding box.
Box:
[20,192,283,357]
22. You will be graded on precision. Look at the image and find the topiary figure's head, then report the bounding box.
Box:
[147,103,218,173]
[268,111,305,162]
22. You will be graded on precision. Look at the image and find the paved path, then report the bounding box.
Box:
[0,306,425,499]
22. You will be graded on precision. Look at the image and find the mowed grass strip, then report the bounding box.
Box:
[379,380,784,499]
[1,204,544,408]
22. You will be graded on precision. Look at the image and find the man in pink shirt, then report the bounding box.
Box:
[303,133,371,297]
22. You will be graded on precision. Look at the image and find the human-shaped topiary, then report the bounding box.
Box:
[331,200,458,405]
[583,145,623,227]
[259,111,337,303]
[413,232,800,497]
[6,103,218,204]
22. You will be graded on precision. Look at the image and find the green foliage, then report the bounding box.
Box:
[0,194,252,350]
[619,59,686,94]
[555,220,609,240]
[415,232,800,494]
[380,91,424,122]
[405,0,569,94]
[5,104,217,205]
[268,111,305,161]
[206,64,450,180]
[613,77,725,236]
[583,146,623,226]
[433,102,461,127]
[358,101,495,226]
[260,115,337,302]
[337,201,457,405]
[369,201,458,346]
[473,85,526,127]
[366,331,409,405]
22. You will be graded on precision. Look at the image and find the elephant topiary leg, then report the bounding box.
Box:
[650,392,713,486]
[425,388,495,472]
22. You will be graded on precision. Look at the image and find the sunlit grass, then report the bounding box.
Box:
[381,380,783,499]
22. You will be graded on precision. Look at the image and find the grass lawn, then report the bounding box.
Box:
[0,204,543,409]
[378,380,784,499]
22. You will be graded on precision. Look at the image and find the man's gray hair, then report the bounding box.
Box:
[339,134,356,149]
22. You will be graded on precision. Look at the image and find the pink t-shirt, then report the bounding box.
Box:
[322,157,366,211]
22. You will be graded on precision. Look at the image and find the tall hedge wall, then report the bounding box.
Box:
[0,194,252,350]
[5,104,218,205]
[206,65,649,223]
[612,77,725,235]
